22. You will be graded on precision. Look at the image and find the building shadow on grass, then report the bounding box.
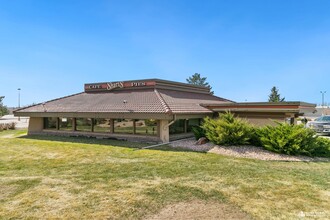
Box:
[18,135,206,153]
[19,135,146,149]
[141,145,208,153]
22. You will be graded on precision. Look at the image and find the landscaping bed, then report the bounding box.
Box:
[170,138,330,162]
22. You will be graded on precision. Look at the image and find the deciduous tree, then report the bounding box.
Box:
[0,96,9,116]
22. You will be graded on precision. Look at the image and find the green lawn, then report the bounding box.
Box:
[0,130,329,219]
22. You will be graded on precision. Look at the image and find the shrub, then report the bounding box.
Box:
[0,123,8,131]
[191,126,206,140]
[8,122,16,130]
[256,122,319,156]
[0,122,17,131]
[201,111,253,145]
[313,137,330,157]
[249,126,262,147]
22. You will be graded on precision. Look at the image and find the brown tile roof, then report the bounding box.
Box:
[157,89,231,114]
[16,88,232,115]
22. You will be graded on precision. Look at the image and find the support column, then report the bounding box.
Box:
[109,119,114,133]
[56,117,60,130]
[133,120,136,134]
[72,118,76,131]
[159,120,169,143]
[290,117,297,125]
[91,118,94,132]
[28,117,44,135]
[285,113,296,125]
[184,119,188,133]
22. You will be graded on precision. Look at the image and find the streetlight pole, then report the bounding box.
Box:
[18,88,21,121]
[320,91,326,115]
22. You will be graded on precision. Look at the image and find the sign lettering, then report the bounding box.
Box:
[131,82,146,87]
[88,85,102,89]
[107,82,124,90]
[85,81,156,92]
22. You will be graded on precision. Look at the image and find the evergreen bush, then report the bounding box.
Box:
[256,122,318,156]
[191,126,205,140]
[201,112,252,145]
[249,126,262,147]
[313,137,330,157]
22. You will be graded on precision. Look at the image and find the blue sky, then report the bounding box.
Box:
[0,0,330,107]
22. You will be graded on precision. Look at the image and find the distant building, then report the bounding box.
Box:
[304,106,330,119]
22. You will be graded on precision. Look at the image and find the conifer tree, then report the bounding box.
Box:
[186,73,214,94]
[268,86,285,102]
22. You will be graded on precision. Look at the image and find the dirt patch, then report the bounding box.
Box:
[144,200,251,220]
[0,185,18,201]
[0,134,15,138]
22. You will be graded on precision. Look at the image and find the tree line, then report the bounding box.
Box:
[0,96,9,116]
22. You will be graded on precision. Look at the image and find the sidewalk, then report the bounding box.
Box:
[0,115,29,129]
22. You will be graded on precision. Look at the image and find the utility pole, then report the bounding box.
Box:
[18,88,21,121]
[320,91,326,115]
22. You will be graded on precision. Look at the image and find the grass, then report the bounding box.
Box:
[0,129,27,138]
[0,130,330,219]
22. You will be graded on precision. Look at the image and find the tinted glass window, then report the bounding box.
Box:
[59,118,73,130]
[44,117,57,130]
[76,118,92,132]
[135,119,157,136]
[114,119,134,134]
[169,120,185,134]
[94,119,110,132]
[322,116,330,121]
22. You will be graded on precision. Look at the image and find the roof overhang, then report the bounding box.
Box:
[201,101,316,115]
[13,111,213,120]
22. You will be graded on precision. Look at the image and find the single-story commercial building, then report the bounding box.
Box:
[14,79,316,143]
[202,102,316,126]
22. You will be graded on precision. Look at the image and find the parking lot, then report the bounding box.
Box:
[0,115,29,129]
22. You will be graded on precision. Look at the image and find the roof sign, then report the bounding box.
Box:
[84,81,156,92]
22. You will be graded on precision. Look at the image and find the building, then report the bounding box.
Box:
[202,102,316,126]
[14,79,233,142]
[14,79,316,143]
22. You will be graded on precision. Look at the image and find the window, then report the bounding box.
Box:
[114,119,134,134]
[44,117,57,130]
[94,118,110,132]
[135,119,157,136]
[169,119,185,134]
[187,119,200,132]
[59,118,73,130]
[76,118,92,132]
